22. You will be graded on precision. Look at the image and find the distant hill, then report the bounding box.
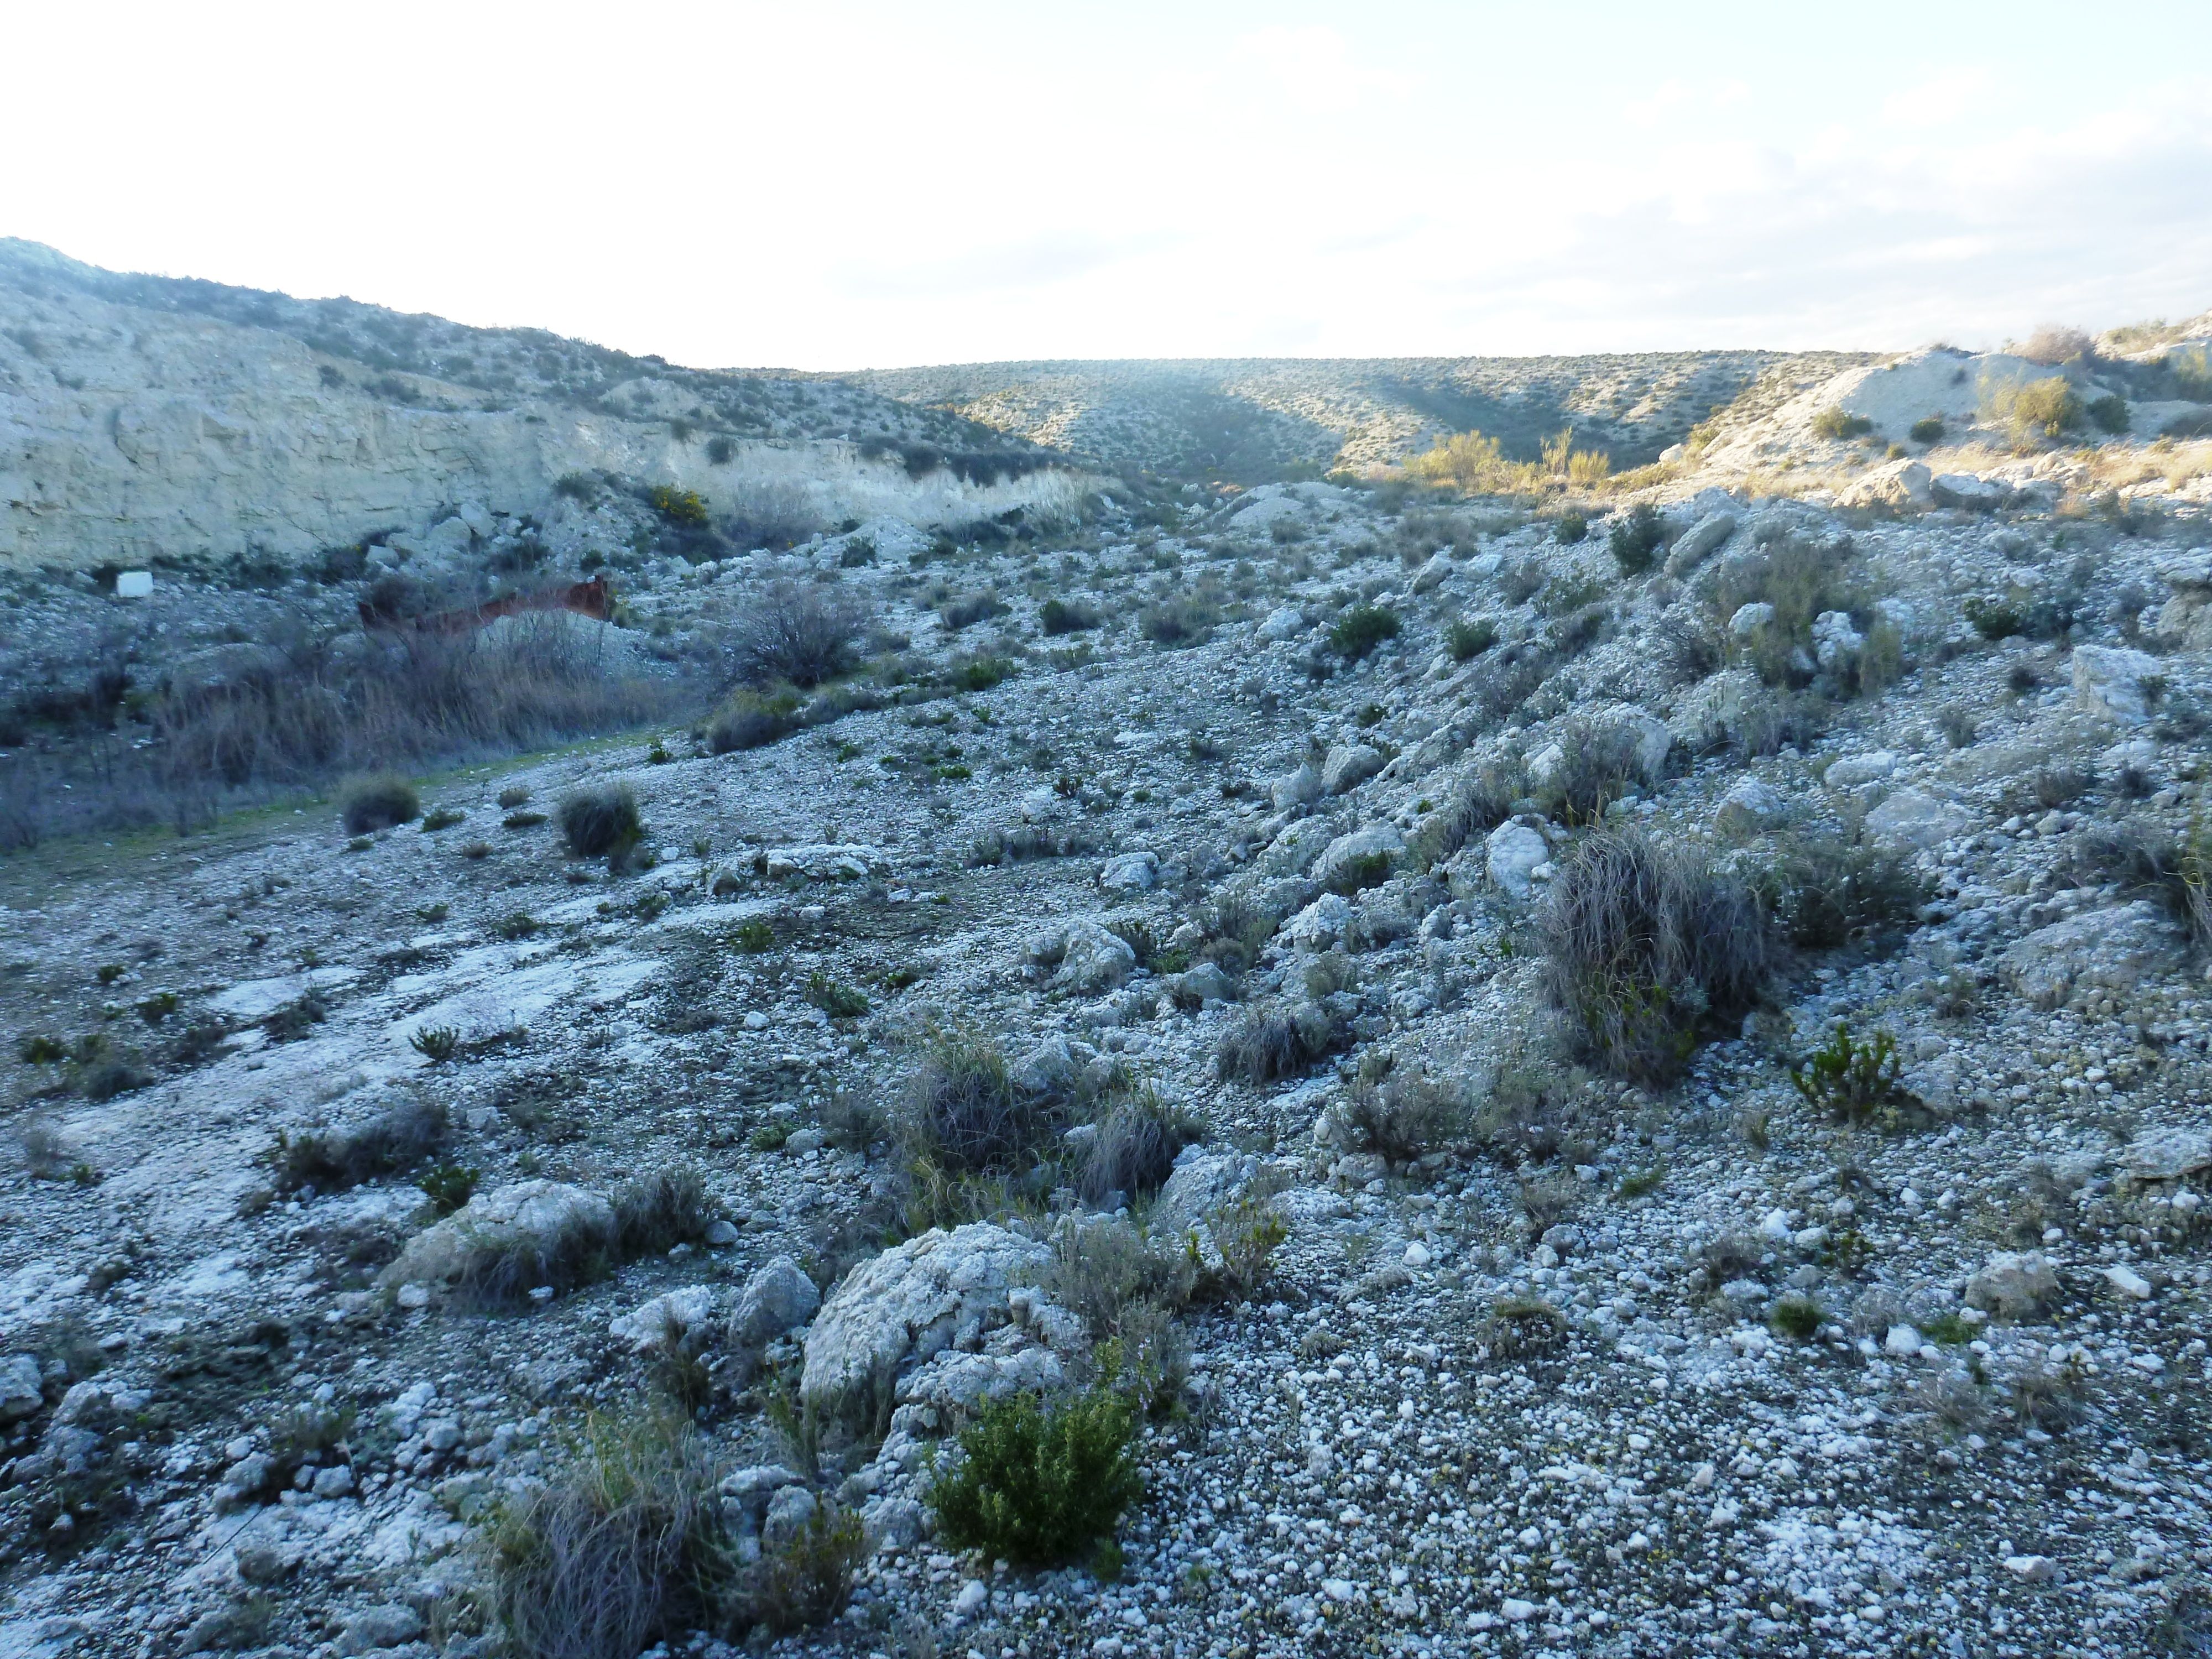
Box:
[844,351,1877,481]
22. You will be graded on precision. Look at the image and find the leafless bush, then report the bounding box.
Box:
[18,1118,70,1177]
[728,582,864,689]
[1044,1213,1195,1342]
[1537,831,1773,1082]
[1340,1066,1464,1164]
[2016,324,2095,367]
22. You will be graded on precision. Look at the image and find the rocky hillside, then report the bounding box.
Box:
[6,428,2212,1658]
[847,353,1872,481]
[0,241,1088,577]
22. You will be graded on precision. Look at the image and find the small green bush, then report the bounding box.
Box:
[927,1388,1144,1567]
[410,1025,460,1062]
[1141,601,1215,648]
[18,1034,66,1065]
[1760,836,1928,952]
[2087,394,2130,435]
[1608,504,1665,574]
[1812,407,1875,441]
[560,784,644,859]
[952,654,1015,692]
[1908,416,1945,445]
[752,1503,868,1634]
[1328,605,1400,660]
[733,918,777,953]
[1553,511,1588,544]
[1771,1294,1823,1339]
[340,775,420,834]
[1983,373,2083,447]
[942,593,1008,630]
[498,785,531,808]
[1040,597,1101,635]
[421,806,465,831]
[1790,1023,1909,1127]
[419,1164,479,1214]
[708,689,801,752]
[805,973,869,1019]
[1446,617,1496,661]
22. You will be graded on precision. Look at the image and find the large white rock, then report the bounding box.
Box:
[732,1256,821,1347]
[2071,645,2163,725]
[1280,891,1355,950]
[0,1354,41,1422]
[1864,788,1969,848]
[1025,918,1138,994]
[1095,851,1160,891]
[1931,473,2010,510]
[1321,743,1386,795]
[1410,551,1454,593]
[1811,610,1864,671]
[1838,458,1932,509]
[1270,763,1322,811]
[1713,776,1786,836]
[1310,824,1406,891]
[1728,602,1777,639]
[383,1180,616,1291]
[609,1285,717,1352]
[1258,605,1306,642]
[1663,512,1736,576]
[2123,1129,2212,1185]
[2002,900,2188,1010]
[764,843,886,881]
[801,1223,1050,1422]
[1823,751,1897,790]
[1485,821,1550,898]
[1964,1251,2058,1320]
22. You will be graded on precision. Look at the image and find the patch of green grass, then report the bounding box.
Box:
[1329,605,1401,660]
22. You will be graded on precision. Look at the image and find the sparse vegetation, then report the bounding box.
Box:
[1216,1001,1341,1085]
[1982,373,2084,449]
[728,581,863,688]
[1812,407,1874,440]
[1608,504,1665,574]
[270,1097,447,1194]
[1790,1024,1910,1128]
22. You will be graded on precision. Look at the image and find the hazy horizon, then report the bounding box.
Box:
[6,1,2210,371]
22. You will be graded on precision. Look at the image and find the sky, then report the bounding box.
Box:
[5,1,2210,370]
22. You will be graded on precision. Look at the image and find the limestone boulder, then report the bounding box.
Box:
[2003,900,2189,1011]
[801,1223,1050,1424]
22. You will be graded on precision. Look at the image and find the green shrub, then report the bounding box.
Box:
[419,1164,478,1214]
[1446,617,1496,661]
[1142,600,1215,648]
[1553,511,1588,544]
[1812,407,1874,440]
[1340,1066,1464,1164]
[952,654,1015,692]
[410,1025,460,1062]
[560,784,643,859]
[1040,597,1101,635]
[1760,836,1928,951]
[927,1388,1144,1567]
[898,1030,1050,1177]
[2088,394,2130,435]
[1964,596,2025,640]
[708,689,801,752]
[340,774,420,834]
[18,1034,66,1065]
[1771,1294,1823,1339]
[1983,373,2083,447]
[503,810,548,830]
[270,1098,447,1194]
[1608,504,1665,574]
[1536,831,1773,1082]
[805,973,869,1019]
[498,785,531,808]
[752,1503,867,1634]
[1908,416,1945,445]
[733,918,776,953]
[942,592,1008,630]
[422,806,465,831]
[1790,1024,1910,1128]
[648,484,709,526]
[1328,605,1400,660]
[1215,1001,1340,1084]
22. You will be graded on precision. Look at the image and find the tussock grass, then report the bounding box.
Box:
[271,1097,447,1194]
[1537,830,1773,1082]
[1215,1001,1340,1086]
[338,774,420,833]
[559,784,643,860]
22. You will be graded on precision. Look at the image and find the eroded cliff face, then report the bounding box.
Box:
[0,247,1088,572]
